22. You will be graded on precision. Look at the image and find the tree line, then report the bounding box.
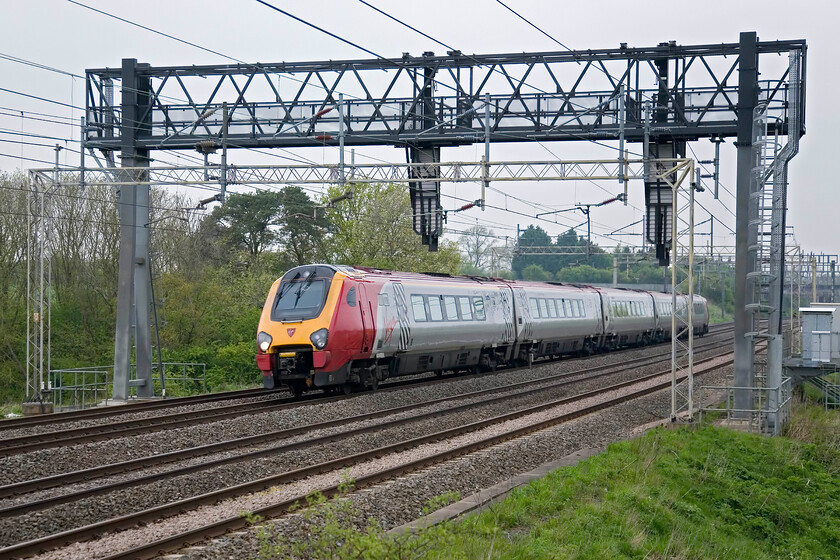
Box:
[0,174,460,404]
[0,171,734,405]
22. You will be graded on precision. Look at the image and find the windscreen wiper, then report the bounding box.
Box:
[292,274,317,306]
[276,272,302,301]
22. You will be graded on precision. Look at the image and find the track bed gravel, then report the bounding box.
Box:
[19,360,733,560]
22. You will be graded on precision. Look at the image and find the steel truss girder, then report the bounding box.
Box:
[83,40,806,152]
[26,172,53,401]
[30,159,656,188]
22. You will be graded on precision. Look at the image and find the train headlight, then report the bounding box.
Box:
[257,331,273,352]
[310,328,329,350]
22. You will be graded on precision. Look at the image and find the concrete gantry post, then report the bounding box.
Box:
[733,32,759,413]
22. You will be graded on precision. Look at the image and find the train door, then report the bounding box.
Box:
[357,283,374,355]
[598,290,611,338]
[513,287,533,342]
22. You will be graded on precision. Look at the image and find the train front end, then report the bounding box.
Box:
[256,264,354,396]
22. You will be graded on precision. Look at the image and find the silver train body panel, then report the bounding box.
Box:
[368,272,708,376]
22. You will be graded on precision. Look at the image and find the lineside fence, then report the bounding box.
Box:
[698,377,792,435]
[48,363,206,410]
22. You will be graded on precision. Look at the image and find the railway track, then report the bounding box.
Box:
[0,333,733,506]
[0,322,733,433]
[0,333,738,559]
[0,387,288,432]
[0,323,734,457]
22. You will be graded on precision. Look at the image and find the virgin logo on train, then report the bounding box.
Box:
[287,328,296,337]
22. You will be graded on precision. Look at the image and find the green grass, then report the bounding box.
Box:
[707,300,730,325]
[0,403,22,418]
[422,404,840,560]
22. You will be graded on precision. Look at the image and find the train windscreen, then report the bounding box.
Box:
[271,277,331,322]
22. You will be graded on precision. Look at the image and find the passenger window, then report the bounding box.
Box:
[548,300,558,318]
[577,300,585,317]
[458,296,473,320]
[539,299,549,318]
[428,296,444,321]
[378,293,390,307]
[346,286,357,307]
[556,299,566,318]
[565,300,573,317]
[444,296,459,321]
[473,297,486,321]
[411,295,427,322]
[529,298,540,318]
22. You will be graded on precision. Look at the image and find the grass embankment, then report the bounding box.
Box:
[423,403,840,560]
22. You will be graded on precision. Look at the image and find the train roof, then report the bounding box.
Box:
[280,265,708,301]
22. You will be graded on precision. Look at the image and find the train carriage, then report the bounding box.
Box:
[597,287,657,348]
[509,282,603,360]
[257,264,711,396]
[367,270,516,376]
[651,291,676,341]
[690,295,710,335]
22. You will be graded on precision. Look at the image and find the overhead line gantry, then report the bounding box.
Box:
[70,33,806,417]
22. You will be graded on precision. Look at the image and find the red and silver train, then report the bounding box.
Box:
[256,264,709,396]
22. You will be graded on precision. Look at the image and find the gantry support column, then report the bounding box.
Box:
[113,59,153,400]
[734,32,759,411]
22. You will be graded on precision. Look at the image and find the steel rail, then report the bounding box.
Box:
[0,324,736,458]
[0,328,734,500]
[0,335,734,513]
[0,347,740,560]
[0,324,733,457]
[0,387,287,431]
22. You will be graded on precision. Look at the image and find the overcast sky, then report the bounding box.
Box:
[1,0,835,257]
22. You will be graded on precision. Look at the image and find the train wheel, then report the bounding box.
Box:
[341,382,353,395]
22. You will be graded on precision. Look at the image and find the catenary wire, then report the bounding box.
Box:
[15,4,726,248]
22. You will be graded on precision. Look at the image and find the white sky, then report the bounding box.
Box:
[1,0,836,257]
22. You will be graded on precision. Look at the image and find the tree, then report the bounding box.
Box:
[321,182,460,274]
[275,186,328,265]
[0,173,28,401]
[512,225,557,278]
[556,264,612,283]
[458,225,495,270]
[522,264,552,281]
[208,190,282,257]
[555,228,611,270]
